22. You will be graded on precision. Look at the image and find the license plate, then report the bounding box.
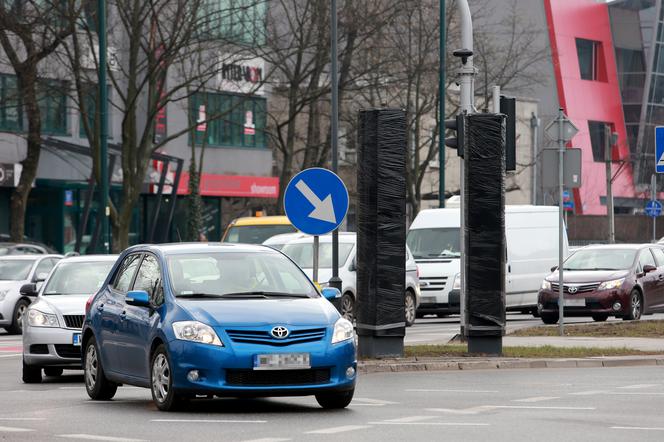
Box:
[72,333,82,346]
[564,298,586,307]
[253,353,310,370]
[420,297,436,304]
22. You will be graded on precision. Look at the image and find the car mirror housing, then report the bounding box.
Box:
[321,287,341,302]
[348,258,357,272]
[550,266,558,273]
[126,290,150,307]
[20,283,38,297]
[643,264,657,274]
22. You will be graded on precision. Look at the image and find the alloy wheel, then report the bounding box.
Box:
[16,303,27,330]
[85,344,98,390]
[341,294,354,322]
[631,292,641,319]
[405,293,416,325]
[152,353,170,403]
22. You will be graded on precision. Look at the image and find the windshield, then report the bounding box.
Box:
[223,225,297,244]
[407,228,461,259]
[281,243,355,269]
[42,261,115,295]
[167,251,317,298]
[0,259,35,280]
[562,249,636,271]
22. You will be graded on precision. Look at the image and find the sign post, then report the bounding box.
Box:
[652,174,659,242]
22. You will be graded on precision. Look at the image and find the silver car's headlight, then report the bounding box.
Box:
[331,318,355,344]
[172,321,223,346]
[27,309,59,327]
[598,278,625,290]
[541,280,551,290]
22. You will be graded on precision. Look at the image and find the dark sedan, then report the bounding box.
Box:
[537,244,664,324]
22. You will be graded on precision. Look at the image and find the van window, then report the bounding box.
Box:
[406,228,460,259]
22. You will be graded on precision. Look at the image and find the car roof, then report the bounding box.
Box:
[58,254,119,263]
[283,232,357,245]
[0,254,61,260]
[127,242,276,255]
[229,216,292,227]
[580,244,653,251]
[262,232,308,245]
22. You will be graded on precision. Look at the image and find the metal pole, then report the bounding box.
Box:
[328,0,342,295]
[605,126,615,244]
[557,109,565,336]
[531,113,539,205]
[439,0,446,208]
[653,174,657,243]
[492,86,500,113]
[313,235,319,284]
[98,0,109,254]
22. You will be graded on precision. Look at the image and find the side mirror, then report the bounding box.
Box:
[550,266,558,273]
[643,264,657,274]
[321,287,341,302]
[348,258,356,272]
[126,290,150,307]
[20,283,38,297]
[34,272,49,283]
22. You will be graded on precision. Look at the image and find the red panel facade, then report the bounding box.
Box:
[544,0,638,215]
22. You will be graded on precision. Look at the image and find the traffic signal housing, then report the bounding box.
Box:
[444,113,466,158]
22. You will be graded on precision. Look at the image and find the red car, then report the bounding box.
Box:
[537,244,664,324]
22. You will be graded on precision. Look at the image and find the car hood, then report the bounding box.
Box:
[32,295,89,315]
[179,297,340,327]
[0,280,26,293]
[548,270,630,284]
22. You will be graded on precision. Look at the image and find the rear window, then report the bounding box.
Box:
[223,225,297,244]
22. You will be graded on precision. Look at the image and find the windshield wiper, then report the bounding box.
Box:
[176,293,227,299]
[221,291,311,298]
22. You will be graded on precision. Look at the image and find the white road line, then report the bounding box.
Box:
[58,434,146,441]
[353,397,398,405]
[426,407,489,415]
[617,384,660,389]
[369,422,489,427]
[305,425,372,434]
[384,416,438,423]
[611,426,664,431]
[569,391,603,396]
[490,406,595,411]
[240,439,292,442]
[0,426,34,432]
[0,418,46,421]
[512,396,560,403]
[406,389,499,393]
[151,419,267,424]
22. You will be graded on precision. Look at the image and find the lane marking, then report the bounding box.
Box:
[240,439,292,442]
[617,384,659,389]
[512,397,560,403]
[611,426,664,431]
[0,418,46,421]
[384,416,438,423]
[428,405,595,415]
[406,389,499,394]
[353,397,398,405]
[0,426,34,432]
[426,407,488,415]
[58,435,146,441]
[151,419,267,424]
[569,391,603,396]
[305,425,372,434]
[490,406,595,411]
[369,422,489,427]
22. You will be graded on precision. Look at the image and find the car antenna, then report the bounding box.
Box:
[176,228,182,242]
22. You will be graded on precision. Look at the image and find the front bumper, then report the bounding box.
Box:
[417,289,460,315]
[167,338,357,397]
[23,325,82,367]
[538,288,630,316]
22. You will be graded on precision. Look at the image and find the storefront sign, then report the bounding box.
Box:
[244,110,255,135]
[196,105,207,132]
[64,190,74,207]
[0,163,21,187]
[176,173,279,199]
[217,55,265,96]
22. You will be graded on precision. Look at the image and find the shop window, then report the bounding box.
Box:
[0,74,22,132]
[588,121,613,162]
[197,0,267,47]
[576,38,607,82]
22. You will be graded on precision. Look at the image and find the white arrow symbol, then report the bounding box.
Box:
[295,179,337,224]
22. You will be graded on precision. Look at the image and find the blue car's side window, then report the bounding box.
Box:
[133,255,163,306]
[113,254,142,293]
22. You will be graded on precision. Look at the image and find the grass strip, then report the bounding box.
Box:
[402,344,664,359]
[510,319,664,338]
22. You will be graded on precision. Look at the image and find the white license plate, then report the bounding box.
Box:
[564,299,586,307]
[420,297,437,304]
[253,353,310,370]
[72,333,82,346]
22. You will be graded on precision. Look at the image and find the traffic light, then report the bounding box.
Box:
[500,95,516,171]
[444,113,466,158]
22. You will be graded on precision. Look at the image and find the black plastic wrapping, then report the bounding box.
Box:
[356,109,407,337]
[464,113,506,337]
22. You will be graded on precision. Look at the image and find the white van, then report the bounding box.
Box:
[407,206,567,317]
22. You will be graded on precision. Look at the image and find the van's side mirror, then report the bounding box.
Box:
[643,264,657,274]
[20,283,38,297]
[348,258,356,272]
[321,287,341,302]
[126,290,150,307]
[550,266,558,273]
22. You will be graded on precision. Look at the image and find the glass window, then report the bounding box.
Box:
[588,121,610,162]
[132,255,162,303]
[638,249,657,270]
[43,260,115,296]
[113,254,142,292]
[38,79,68,135]
[0,74,22,131]
[406,228,461,259]
[197,0,267,47]
[281,243,355,269]
[651,248,664,267]
[563,249,637,271]
[34,258,55,279]
[576,38,605,81]
[0,259,36,280]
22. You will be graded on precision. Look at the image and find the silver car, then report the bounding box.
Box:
[22,255,117,383]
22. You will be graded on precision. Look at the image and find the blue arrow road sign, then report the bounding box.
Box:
[284,168,349,236]
[656,126,664,173]
[646,200,662,217]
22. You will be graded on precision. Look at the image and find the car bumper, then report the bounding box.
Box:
[537,289,630,316]
[23,325,82,367]
[417,289,460,315]
[167,338,357,397]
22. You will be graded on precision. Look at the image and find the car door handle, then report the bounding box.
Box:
[120,311,127,321]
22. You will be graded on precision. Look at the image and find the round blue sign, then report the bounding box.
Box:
[646,200,662,218]
[283,168,349,236]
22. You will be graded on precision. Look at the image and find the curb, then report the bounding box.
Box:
[358,356,664,374]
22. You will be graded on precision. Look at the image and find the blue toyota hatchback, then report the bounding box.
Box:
[82,243,356,411]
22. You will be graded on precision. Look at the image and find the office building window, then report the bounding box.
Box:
[0,74,22,132]
[588,121,612,162]
[576,38,607,81]
[38,79,68,136]
[197,0,267,47]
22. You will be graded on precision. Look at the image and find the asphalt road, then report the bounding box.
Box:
[0,348,663,442]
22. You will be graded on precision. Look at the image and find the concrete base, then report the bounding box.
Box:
[468,336,502,355]
[358,336,404,358]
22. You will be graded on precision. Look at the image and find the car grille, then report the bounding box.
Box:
[419,276,449,292]
[54,345,81,359]
[225,328,326,346]
[550,283,600,294]
[63,315,85,329]
[225,369,330,386]
[30,344,49,354]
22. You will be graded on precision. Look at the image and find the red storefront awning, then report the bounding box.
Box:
[176,173,279,199]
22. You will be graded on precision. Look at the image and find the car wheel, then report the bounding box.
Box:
[7,299,30,334]
[151,345,186,411]
[315,389,354,409]
[84,336,117,400]
[623,290,642,321]
[22,359,42,384]
[405,291,416,327]
[591,314,608,322]
[541,314,558,325]
[341,293,355,323]
[44,367,64,377]
[531,308,541,318]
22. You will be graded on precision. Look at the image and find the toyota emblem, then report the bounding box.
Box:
[271,326,289,339]
[568,286,578,294]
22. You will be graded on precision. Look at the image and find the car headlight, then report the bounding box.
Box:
[541,280,551,290]
[172,321,223,346]
[27,309,59,327]
[331,318,355,344]
[0,289,8,301]
[452,273,461,290]
[598,278,625,290]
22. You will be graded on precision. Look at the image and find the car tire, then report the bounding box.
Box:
[405,291,416,327]
[151,344,186,412]
[22,359,42,384]
[591,314,608,322]
[315,389,355,409]
[531,308,541,318]
[44,367,64,377]
[341,293,355,323]
[7,299,30,335]
[84,336,117,400]
[623,290,642,321]
[541,314,558,325]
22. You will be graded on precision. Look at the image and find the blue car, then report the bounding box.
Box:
[82,243,357,411]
